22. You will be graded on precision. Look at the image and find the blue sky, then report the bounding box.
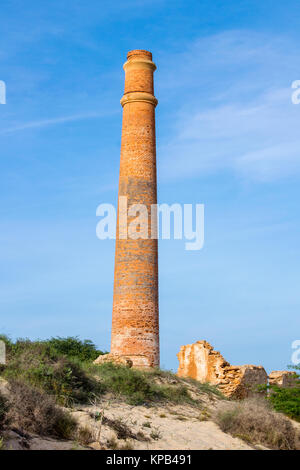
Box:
[1,0,300,372]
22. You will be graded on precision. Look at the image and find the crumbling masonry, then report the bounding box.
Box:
[177,341,268,398]
[177,341,297,398]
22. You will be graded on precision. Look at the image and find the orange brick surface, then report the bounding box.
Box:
[110,50,159,368]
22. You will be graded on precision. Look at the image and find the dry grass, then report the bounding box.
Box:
[7,380,77,439]
[102,416,137,440]
[0,392,9,431]
[76,426,94,445]
[150,429,161,440]
[214,397,300,450]
[103,416,149,442]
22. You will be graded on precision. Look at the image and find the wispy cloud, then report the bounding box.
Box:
[159,30,300,182]
[0,110,116,135]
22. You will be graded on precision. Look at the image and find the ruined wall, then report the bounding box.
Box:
[269,371,297,388]
[218,365,268,399]
[177,341,268,398]
[177,341,229,385]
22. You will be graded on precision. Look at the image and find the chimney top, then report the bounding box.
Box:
[127,50,152,60]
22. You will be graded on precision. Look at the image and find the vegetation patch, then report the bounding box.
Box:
[182,376,225,398]
[0,336,221,412]
[7,380,77,439]
[214,397,299,450]
[0,392,9,431]
[1,338,103,405]
[103,415,149,441]
[267,367,300,422]
[268,385,300,422]
[44,336,105,362]
[86,362,198,406]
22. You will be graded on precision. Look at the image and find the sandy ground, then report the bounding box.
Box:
[5,376,297,450]
[71,398,253,450]
[1,376,255,450]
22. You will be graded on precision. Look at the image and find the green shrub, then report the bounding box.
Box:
[1,335,105,363]
[0,337,217,409]
[2,340,103,405]
[86,362,198,406]
[159,384,194,404]
[45,336,105,362]
[267,369,300,422]
[0,335,13,349]
[88,362,159,405]
[259,366,300,422]
[268,386,300,422]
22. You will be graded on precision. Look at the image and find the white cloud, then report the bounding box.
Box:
[159,30,300,182]
[0,111,115,134]
[236,141,300,182]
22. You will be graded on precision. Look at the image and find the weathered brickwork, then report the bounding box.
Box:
[110,50,159,369]
[177,341,268,398]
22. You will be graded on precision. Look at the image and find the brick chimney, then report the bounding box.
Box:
[110,50,159,368]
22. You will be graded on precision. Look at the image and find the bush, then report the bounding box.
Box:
[158,384,193,404]
[182,376,225,398]
[215,397,299,450]
[268,367,300,422]
[2,340,103,405]
[1,335,105,363]
[88,362,159,405]
[268,385,300,422]
[86,362,198,406]
[1,337,214,408]
[45,337,105,362]
[7,380,77,439]
[0,335,13,349]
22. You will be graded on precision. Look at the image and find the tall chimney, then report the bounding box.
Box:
[110,50,159,368]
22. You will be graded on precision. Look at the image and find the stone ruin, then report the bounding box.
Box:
[177,340,296,398]
[94,353,133,368]
[93,352,154,369]
[269,370,297,388]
